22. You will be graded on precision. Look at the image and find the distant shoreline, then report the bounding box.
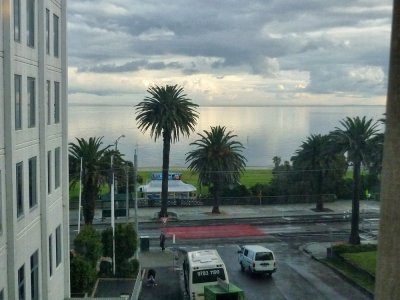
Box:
[69,103,386,108]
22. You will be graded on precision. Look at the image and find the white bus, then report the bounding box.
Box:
[183,249,229,300]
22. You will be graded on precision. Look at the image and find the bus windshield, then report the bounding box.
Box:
[192,268,226,284]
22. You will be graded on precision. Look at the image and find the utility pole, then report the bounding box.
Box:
[134,149,139,258]
[126,164,129,221]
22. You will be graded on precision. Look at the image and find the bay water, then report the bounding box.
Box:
[68,105,385,168]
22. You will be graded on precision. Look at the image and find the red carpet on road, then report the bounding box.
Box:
[163,224,265,239]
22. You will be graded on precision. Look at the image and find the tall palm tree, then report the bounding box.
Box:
[136,84,199,217]
[186,126,247,213]
[291,134,345,211]
[332,116,380,244]
[69,137,111,224]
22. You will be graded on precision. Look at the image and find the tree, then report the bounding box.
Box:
[332,116,379,244]
[73,225,103,267]
[186,126,247,213]
[375,2,400,297]
[69,137,111,224]
[136,84,199,217]
[291,134,345,211]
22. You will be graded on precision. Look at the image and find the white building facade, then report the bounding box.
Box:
[0,0,69,299]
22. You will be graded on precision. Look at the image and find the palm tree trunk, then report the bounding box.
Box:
[316,171,324,211]
[160,132,171,218]
[375,2,400,298]
[349,161,361,244]
[212,178,221,214]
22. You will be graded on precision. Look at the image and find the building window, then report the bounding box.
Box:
[0,288,4,300]
[15,75,22,130]
[26,0,35,47]
[18,265,25,300]
[53,14,59,57]
[47,80,51,125]
[47,151,51,194]
[28,157,37,208]
[55,148,60,189]
[27,77,35,128]
[30,250,39,300]
[16,162,24,218]
[48,235,53,277]
[56,225,62,266]
[14,0,21,42]
[54,81,60,123]
[46,9,50,54]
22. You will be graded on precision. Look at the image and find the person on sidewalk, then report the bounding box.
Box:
[146,269,157,287]
[160,232,166,251]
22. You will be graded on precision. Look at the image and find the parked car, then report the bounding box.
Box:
[238,245,277,276]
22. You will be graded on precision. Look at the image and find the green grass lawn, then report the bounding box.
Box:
[341,251,376,275]
[324,250,376,294]
[70,168,272,200]
[324,257,375,293]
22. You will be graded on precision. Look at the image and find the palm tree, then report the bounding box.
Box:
[291,134,345,211]
[69,137,111,224]
[186,126,247,213]
[136,84,199,217]
[332,116,380,244]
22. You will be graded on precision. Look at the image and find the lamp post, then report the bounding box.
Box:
[111,134,125,275]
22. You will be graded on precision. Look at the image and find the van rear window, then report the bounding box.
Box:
[255,252,274,261]
[192,268,226,284]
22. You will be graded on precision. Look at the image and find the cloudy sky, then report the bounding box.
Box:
[68,0,392,106]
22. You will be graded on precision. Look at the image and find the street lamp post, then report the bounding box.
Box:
[111,134,125,275]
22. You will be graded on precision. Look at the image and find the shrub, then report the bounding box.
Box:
[102,223,138,266]
[332,243,377,254]
[70,253,97,295]
[116,258,140,278]
[73,225,103,267]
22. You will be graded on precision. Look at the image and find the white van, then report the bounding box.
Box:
[238,245,277,276]
[183,249,229,300]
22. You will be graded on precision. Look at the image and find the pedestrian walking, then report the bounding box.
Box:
[160,232,166,251]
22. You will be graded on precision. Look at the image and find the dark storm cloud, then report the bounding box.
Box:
[68,0,392,99]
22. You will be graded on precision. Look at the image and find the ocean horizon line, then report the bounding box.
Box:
[69,103,386,108]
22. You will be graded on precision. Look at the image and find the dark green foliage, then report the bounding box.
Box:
[70,253,97,295]
[221,184,250,197]
[116,259,140,278]
[332,243,377,254]
[102,223,138,266]
[186,126,247,213]
[73,225,103,267]
[69,137,112,224]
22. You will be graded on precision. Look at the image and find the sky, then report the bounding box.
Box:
[68,0,392,106]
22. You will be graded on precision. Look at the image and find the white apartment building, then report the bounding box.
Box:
[0,0,69,299]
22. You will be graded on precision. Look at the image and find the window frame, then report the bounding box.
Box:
[14,0,21,42]
[30,250,39,300]
[48,234,53,277]
[46,9,50,54]
[56,225,62,266]
[54,81,60,124]
[15,74,22,130]
[26,0,35,48]
[18,264,25,300]
[47,151,51,194]
[16,162,24,218]
[28,157,37,208]
[53,14,59,57]
[46,80,51,125]
[54,147,60,189]
[27,77,36,128]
